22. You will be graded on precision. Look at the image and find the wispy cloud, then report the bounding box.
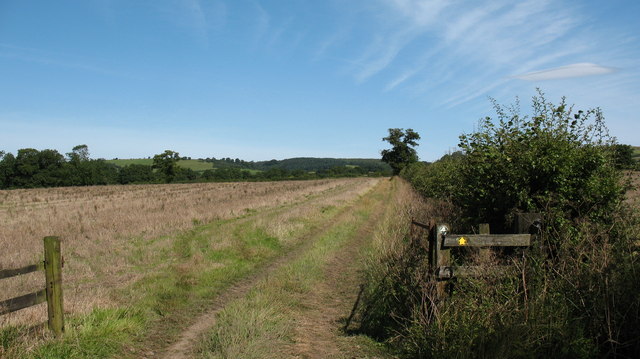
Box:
[249,3,303,56]
[388,0,450,27]
[353,31,414,82]
[332,0,634,107]
[513,63,617,81]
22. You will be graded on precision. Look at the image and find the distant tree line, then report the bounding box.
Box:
[200,156,392,173]
[0,146,389,190]
[0,145,120,189]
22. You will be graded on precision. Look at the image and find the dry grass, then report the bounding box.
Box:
[366,178,453,264]
[0,178,380,328]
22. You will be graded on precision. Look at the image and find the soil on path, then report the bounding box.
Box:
[281,182,397,359]
[155,191,375,359]
[147,178,395,359]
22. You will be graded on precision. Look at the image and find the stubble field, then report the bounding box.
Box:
[0,178,379,331]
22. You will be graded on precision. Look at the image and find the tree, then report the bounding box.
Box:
[153,150,180,183]
[67,144,90,162]
[33,149,66,187]
[13,148,41,187]
[66,144,93,185]
[381,128,421,175]
[0,151,16,188]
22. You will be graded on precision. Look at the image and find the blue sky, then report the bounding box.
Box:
[1,0,639,161]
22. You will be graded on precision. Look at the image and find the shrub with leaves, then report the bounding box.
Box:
[453,91,624,232]
[371,91,640,358]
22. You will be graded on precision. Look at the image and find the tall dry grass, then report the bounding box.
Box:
[0,178,379,328]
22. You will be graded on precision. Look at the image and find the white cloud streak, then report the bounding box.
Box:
[330,0,635,108]
[513,63,617,81]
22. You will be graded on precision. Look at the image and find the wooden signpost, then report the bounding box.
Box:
[412,213,540,296]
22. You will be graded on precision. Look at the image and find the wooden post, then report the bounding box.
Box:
[429,224,437,273]
[436,223,450,297]
[479,223,490,262]
[44,236,64,336]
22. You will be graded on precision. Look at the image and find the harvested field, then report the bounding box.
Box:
[0,178,379,330]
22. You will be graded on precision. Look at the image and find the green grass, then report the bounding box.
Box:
[107,158,154,167]
[107,159,215,171]
[198,221,361,359]
[2,218,291,358]
[31,308,146,359]
[632,146,640,160]
[106,159,265,173]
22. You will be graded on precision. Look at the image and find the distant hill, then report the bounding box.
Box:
[107,157,392,174]
[633,146,640,161]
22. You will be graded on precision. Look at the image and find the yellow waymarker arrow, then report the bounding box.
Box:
[458,237,467,246]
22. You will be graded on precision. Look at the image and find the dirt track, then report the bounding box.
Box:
[154,178,396,359]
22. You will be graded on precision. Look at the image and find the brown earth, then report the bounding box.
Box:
[155,203,358,359]
[153,179,397,359]
[280,184,396,359]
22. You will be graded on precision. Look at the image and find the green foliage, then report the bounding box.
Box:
[0,147,389,189]
[200,156,392,174]
[152,150,181,183]
[118,164,158,184]
[381,128,421,175]
[405,92,624,232]
[364,91,640,358]
[401,152,464,201]
[108,158,216,171]
[455,94,622,230]
[0,151,15,188]
[611,144,636,169]
[0,145,121,189]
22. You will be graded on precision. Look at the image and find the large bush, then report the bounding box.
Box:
[427,91,624,232]
[360,92,640,358]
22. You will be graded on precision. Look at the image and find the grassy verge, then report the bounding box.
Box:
[0,183,357,358]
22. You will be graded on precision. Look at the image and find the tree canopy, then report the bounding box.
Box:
[152,150,181,183]
[381,128,421,175]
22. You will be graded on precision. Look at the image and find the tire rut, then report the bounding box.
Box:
[156,182,381,359]
[281,178,396,359]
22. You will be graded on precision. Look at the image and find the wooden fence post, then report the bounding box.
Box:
[436,223,450,297]
[478,223,490,262]
[44,236,64,336]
